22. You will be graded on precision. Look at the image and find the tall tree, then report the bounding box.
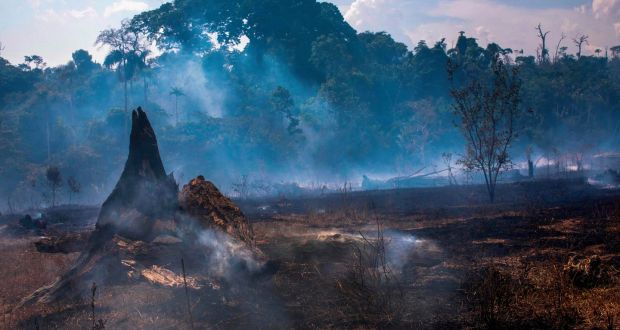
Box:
[553,33,566,63]
[96,20,150,121]
[573,34,589,59]
[535,24,550,64]
[71,49,97,75]
[449,56,522,202]
[46,166,62,207]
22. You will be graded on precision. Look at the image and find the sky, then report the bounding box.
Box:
[0,0,619,66]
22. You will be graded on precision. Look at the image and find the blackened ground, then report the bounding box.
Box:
[1,179,620,329]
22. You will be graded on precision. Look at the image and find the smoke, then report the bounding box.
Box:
[383,230,427,272]
[197,228,264,278]
[151,55,228,119]
[2,12,620,213]
[268,225,440,275]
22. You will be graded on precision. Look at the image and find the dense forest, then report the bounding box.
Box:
[1,0,619,208]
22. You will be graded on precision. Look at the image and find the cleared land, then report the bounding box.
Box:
[1,179,619,329]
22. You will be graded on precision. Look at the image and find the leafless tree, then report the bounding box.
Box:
[449,56,522,202]
[554,33,566,62]
[0,41,5,57]
[573,34,589,59]
[536,24,550,64]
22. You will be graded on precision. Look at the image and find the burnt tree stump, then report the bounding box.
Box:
[20,107,262,307]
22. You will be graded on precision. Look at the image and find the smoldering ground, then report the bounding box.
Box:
[4,206,291,328]
[2,190,448,329]
[4,174,620,328]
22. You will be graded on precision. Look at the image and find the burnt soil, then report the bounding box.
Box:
[1,179,620,329]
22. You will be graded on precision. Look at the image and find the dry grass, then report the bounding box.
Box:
[0,236,78,329]
[2,182,620,328]
[333,218,406,328]
[461,259,620,329]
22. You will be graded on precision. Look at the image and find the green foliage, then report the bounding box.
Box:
[271,86,302,136]
[0,1,619,209]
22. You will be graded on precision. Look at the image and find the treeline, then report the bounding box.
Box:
[1,0,619,207]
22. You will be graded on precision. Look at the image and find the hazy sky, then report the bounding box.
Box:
[0,0,618,66]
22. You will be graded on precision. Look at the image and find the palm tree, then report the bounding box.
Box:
[169,87,185,126]
[126,50,151,104]
[97,22,149,132]
[102,49,130,132]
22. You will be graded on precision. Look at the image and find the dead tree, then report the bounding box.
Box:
[573,34,589,59]
[449,56,522,202]
[554,33,566,63]
[20,107,259,307]
[536,24,550,64]
[96,107,178,239]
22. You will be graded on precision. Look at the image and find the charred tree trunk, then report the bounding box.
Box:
[20,107,178,305]
[96,107,178,240]
[20,108,259,308]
